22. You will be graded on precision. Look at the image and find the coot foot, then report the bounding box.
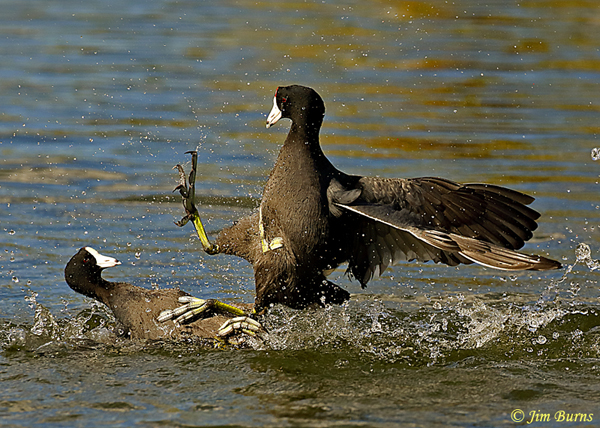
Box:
[157,296,263,338]
[174,151,219,255]
[157,295,242,323]
[217,316,263,337]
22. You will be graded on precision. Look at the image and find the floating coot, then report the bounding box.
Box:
[64,246,255,341]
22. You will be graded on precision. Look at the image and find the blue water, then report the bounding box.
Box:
[1,0,600,426]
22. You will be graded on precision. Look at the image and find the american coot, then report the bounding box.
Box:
[164,84,561,319]
[64,247,258,341]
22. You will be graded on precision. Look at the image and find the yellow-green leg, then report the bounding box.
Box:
[173,150,219,255]
[160,150,263,339]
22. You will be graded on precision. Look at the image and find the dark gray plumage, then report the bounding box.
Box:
[64,247,252,340]
[183,85,561,312]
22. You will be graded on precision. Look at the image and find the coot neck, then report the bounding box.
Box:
[283,117,328,164]
[65,269,114,303]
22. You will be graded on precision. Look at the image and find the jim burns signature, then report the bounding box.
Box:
[511,409,593,424]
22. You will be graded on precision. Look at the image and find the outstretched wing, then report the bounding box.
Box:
[329,176,560,286]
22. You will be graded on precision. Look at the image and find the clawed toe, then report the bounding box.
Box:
[157,295,251,328]
[157,296,209,324]
[157,295,263,341]
[173,151,198,227]
[173,164,189,196]
[172,151,219,254]
[217,316,263,337]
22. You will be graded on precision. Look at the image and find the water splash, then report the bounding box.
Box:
[253,290,600,366]
[253,243,600,364]
[4,245,600,364]
[1,293,119,355]
[592,147,600,161]
[30,302,60,340]
[575,242,600,271]
[536,246,583,306]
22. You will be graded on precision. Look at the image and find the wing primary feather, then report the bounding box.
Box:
[337,202,561,273]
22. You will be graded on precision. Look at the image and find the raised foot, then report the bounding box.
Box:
[173,150,198,228]
[173,150,219,254]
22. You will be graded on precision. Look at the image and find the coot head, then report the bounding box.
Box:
[266,85,325,129]
[64,246,121,300]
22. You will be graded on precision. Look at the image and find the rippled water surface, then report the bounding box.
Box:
[2,0,600,426]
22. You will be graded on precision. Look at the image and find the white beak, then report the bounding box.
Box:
[85,247,121,269]
[266,96,282,128]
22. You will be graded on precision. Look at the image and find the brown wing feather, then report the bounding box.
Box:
[334,176,560,285]
[356,176,540,249]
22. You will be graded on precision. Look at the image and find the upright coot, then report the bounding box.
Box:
[170,85,561,314]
